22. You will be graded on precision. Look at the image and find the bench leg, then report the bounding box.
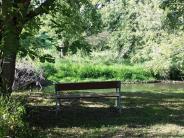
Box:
[118,94,121,113]
[55,91,61,114]
[115,88,122,113]
[115,88,118,107]
[56,98,61,110]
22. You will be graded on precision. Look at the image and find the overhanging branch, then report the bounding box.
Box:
[24,0,55,23]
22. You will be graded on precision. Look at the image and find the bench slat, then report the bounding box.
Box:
[55,81,121,91]
[57,94,120,99]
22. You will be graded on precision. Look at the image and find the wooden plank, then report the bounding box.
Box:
[57,94,119,99]
[55,81,121,91]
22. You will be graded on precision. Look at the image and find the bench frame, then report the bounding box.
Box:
[55,81,122,113]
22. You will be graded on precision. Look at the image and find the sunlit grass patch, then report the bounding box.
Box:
[44,126,122,138]
[148,124,184,137]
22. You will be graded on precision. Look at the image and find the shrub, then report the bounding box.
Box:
[169,65,184,80]
[0,96,38,138]
[41,63,57,77]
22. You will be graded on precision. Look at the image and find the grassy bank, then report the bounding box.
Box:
[41,59,155,82]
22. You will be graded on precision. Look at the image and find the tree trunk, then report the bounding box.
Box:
[0,0,20,96]
[63,39,69,56]
[1,54,17,96]
[0,26,20,96]
[0,0,55,96]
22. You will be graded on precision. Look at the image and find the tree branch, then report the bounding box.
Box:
[22,0,31,11]
[0,26,2,42]
[24,0,55,23]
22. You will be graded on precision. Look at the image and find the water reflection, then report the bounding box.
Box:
[122,83,184,93]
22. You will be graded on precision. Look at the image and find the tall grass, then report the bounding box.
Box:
[41,59,155,82]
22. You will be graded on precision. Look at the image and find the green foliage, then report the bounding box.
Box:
[161,0,184,30]
[50,0,102,39]
[2,0,101,63]
[38,0,102,56]
[100,0,126,30]
[19,32,55,63]
[87,0,184,80]
[101,0,165,60]
[41,59,154,82]
[0,96,25,137]
[67,38,92,54]
[0,96,44,138]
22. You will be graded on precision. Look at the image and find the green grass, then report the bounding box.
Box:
[21,83,184,138]
[42,60,155,83]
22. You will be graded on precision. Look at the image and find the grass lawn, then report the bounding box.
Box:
[15,84,184,138]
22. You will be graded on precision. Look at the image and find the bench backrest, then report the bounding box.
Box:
[55,81,121,91]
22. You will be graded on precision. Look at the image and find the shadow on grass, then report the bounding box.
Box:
[27,91,184,130]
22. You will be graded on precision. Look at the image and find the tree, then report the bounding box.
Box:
[99,0,165,61]
[160,0,184,79]
[93,0,184,79]
[43,0,102,56]
[0,0,100,96]
[0,0,56,96]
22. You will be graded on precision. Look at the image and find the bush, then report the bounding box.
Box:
[0,96,39,138]
[41,63,57,77]
[169,65,184,80]
[79,65,115,79]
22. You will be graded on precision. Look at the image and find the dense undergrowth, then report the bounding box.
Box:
[0,97,25,137]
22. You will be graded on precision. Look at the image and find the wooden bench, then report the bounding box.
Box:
[55,81,122,113]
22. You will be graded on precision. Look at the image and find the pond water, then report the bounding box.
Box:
[122,83,184,93]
